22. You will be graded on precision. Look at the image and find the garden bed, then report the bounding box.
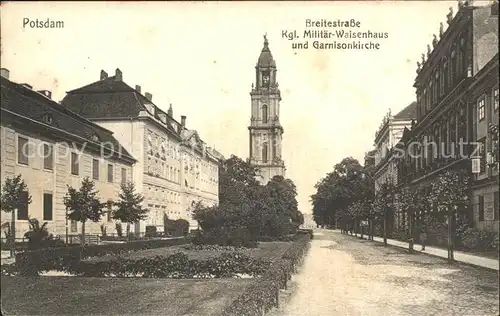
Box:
[1,276,253,316]
[83,241,291,263]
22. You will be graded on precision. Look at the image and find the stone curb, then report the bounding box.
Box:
[345,233,499,273]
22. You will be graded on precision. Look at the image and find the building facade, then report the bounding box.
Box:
[397,1,499,233]
[470,53,499,232]
[61,69,223,233]
[0,69,135,239]
[248,35,286,184]
[373,103,417,192]
[372,103,417,230]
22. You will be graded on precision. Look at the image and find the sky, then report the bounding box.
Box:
[2,1,484,214]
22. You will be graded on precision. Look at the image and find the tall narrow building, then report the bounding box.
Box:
[248,35,286,184]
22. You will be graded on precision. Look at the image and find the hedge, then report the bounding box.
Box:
[15,237,188,276]
[71,252,269,278]
[221,233,312,316]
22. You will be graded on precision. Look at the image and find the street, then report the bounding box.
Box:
[270,229,499,316]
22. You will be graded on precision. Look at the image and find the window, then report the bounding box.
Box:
[478,195,484,222]
[71,152,79,175]
[17,136,29,165]
[451,49,456,84]
[43,193,53,221]
[478,137,486,173]
[121,168,127,184]
[43,143,53,170]
[443,61,449,92]
[262,142,268,163]
[92,159,99,180]
[439,66,445,97]
[17,191,29,220]
[494,88,499,112]
[262,104,268,124]
[477,98,485,121]
[71,220,77,233]
[434,72,440,102]
[107,164,113,182]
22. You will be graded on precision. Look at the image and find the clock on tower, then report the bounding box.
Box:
[262,71,270,88]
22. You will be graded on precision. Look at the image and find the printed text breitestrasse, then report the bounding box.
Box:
[305,19,361,28]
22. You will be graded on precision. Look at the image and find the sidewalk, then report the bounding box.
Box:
[347,231,499,271]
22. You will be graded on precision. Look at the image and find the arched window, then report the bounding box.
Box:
[262,142,268,163]
[450,48,456,84]
[262,104,268,124]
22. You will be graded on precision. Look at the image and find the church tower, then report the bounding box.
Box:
[248,35,286,184]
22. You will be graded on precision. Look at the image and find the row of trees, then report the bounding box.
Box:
[311,155,474,246]
[311,157,374,230]
[1,174,149,250]
[193,155,304,244]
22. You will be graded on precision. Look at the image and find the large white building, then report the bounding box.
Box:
[248,35,286,184]
[0,68,136,239]
[61,69,223,233]
[373,103,417,192]
[372,102,417,229]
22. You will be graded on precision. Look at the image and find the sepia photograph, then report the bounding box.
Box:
[0,1,499,315]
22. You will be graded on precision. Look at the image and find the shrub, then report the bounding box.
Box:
[115,223,123,237]
[164,217,190,237]
[459,227,496,251]
[221,232,312,316]
[145,226,157,237]
[491,234,499,252]
[61,252,270,278]
[228,227,257,248]
[15,237,188,276]
[192,227,257,248]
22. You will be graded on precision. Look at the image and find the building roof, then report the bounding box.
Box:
[62,73,151,119]
[0,75,135,163]
[61,70,186,139]
[393,101,417,120]
[256,35,276,68]
[62,69,225,163]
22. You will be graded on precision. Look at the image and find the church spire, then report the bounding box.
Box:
[262,33,269,52]
[256,33,275,68]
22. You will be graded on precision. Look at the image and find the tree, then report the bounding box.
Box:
[113,181,149,240]
[64,177,104,249]
[311,157,372,229]
[218,155,261,208]
[0,174,32,256]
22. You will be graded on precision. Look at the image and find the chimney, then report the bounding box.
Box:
[100,70,108,80]
[37,90,52,99]
[0,68,9,79]
[145,92,152,102]
[168,104,173,117]
[181,115,186,128]
[115,68,122,81]
[135,85,141,94]
[20,83,33,89]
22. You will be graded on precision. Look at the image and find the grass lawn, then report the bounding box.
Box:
[83,241,293,263]
[1,276,253,316]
